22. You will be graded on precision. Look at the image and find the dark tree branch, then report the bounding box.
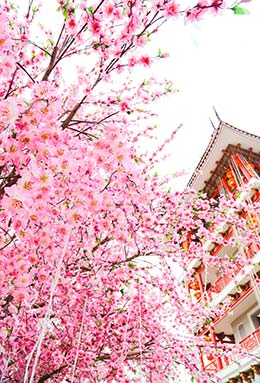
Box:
[16,62,35,83]
[38,365,67,383]
[68,111,119,129]
[61,94,88,129]
[41,0,106,81]
[41,46,59,81]
[100,170,117,193]
[4,68,18,99]
[92,236,112,254]
[27,40,51,56]
[65,126,98,140]
[0,235,16,251]
[26,0,34,18]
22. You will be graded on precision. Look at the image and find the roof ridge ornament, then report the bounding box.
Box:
[212,106,223,124]
[209,118,216,130]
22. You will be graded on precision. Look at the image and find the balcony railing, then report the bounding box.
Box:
[202,327,260,373]
[207,274,232,301]
[204,359,219,373]
[205,242,260,303]
[240,326,260,352]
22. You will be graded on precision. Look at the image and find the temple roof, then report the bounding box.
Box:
[187,122,260,195]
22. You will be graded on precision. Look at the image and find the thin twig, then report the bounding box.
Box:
[27,40,51,56]
[26,0,34,18]
[38,365,67,383]
[4,68,18,99]
[65,126,97,140]
[0,235,16,251]
[16,62,35,83]
[100,170,117,193]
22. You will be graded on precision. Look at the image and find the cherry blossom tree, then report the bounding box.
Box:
[0,1,256,383]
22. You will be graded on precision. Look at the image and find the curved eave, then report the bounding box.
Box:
[187,122,260,192]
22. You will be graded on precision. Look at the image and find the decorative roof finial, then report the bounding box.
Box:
[209,117,216,130]
[212,106,223,123]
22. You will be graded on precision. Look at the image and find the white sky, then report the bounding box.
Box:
[149,1,260,189]
[33,1,260,191]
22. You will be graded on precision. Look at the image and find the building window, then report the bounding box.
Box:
[238,323,246,339]
[250,309,260,329]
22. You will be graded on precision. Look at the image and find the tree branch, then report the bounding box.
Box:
[16,62,35,83]
[4,68,18,99]
[100,170,117,193]
[38,365,67,383]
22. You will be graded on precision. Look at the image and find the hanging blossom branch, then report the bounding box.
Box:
[0,1,255,383]
[24,226,73,383]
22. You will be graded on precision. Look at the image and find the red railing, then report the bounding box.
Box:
[205,242,260,302]
[240,326,260,352]
[244,243,260,260]
[202,327,260,373]
[207,274,232,300]
[204,359,218,373]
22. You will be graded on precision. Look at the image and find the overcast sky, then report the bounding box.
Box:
[149,1,260,189]
[35,1,260,190]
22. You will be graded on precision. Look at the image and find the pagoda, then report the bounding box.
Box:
[187,121,260,383]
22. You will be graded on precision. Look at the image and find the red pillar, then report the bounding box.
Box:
[198,346,205,370]
[209,325,223,371]
[196,271,205,302]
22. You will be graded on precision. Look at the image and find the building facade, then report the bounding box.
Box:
[187,122,260,383]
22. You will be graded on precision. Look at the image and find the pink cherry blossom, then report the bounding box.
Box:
[0,1,255,383]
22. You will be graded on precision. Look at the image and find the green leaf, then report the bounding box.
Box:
[63,9,69,19]
[232,5,249,15]
[165,233,172,241]
[165,83,173,92]
[88,6,94,14]
[32,5,38,13]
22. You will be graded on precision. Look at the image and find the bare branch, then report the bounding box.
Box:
[27,40,51,56]
[65,126,98,140]
[0,235,16,251]
[38,365,67,383]
[4,68,18,99]
[16,62,35,83]
[26,0,34,18]
[41,46,59,81]
[100,170,118,193]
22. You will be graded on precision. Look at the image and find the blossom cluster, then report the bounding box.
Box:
[0,1,256,383]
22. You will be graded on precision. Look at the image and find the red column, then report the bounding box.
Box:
[198,346,205,370]
[197,271,205,302]
[235,155,256,182]
[209,326,223,371]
